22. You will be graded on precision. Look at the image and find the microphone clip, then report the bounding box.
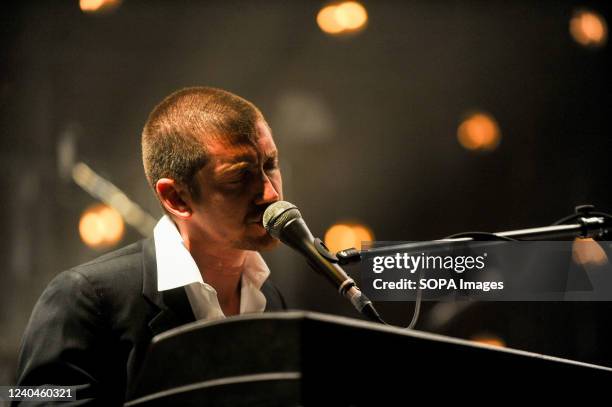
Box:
[313,238,340,263]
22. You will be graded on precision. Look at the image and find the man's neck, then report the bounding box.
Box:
[182,236,247,316]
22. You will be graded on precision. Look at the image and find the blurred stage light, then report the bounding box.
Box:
[351,224,374,246]
[335,1,368,31]
[457,112,501,152]
[317,1,368,36]
[470,334,506,348]
[80,0,122,14]
[324,222,374,253]
[72,162,157,236]
[79,203,125,249]
[572,237,608,266]
[570,9,608,48]
[318,4,344,34]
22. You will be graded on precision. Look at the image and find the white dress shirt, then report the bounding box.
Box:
[153,215,270,321]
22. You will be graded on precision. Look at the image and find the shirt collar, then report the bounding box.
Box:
[153,215,270,292]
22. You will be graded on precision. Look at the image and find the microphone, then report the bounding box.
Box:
[263,201,383,323]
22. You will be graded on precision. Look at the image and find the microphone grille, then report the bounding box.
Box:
[263,201,302,238]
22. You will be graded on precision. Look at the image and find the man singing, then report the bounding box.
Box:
[15,87,287,404]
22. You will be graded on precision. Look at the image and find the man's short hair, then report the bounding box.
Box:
[142,86,264,199]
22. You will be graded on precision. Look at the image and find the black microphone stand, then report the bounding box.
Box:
[338,205,612,263]
[335,205,612,328]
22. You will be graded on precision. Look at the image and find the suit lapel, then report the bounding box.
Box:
[141,237,196,337]
[141,237,285,336]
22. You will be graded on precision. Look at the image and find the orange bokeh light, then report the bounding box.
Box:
[457,112,501,152]
[324,222,374,253]
[471,334,506,348]
[80,0,122,14]
[570,9,608,48]
[317,2,368,35]
[572,237,608,266]
[79,204,125,249]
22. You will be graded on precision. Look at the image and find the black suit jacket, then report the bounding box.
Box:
[14,238,286,405]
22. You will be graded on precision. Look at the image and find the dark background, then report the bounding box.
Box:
[1,0,611,383]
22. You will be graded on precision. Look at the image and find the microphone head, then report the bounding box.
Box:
[263,201,302,239]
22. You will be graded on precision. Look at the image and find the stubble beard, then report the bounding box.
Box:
[231,233,280,252]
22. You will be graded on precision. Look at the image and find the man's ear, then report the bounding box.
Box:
[155,178,192,219]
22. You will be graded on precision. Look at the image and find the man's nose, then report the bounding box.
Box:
[255,173,280,205]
